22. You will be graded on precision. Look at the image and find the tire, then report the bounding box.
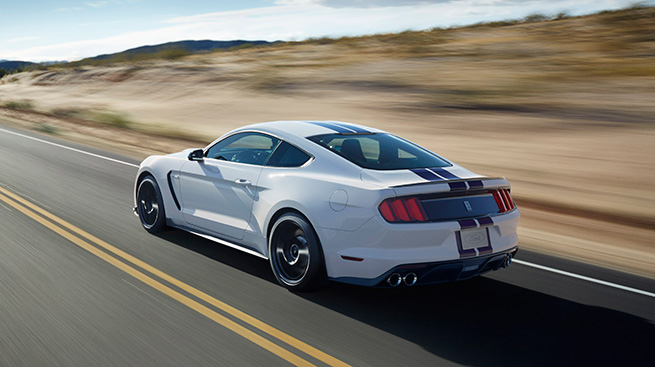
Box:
[136,175,167,233]
[269,213,328,292]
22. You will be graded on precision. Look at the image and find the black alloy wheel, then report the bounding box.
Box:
[136,175,167,233]
[269,213,327,292]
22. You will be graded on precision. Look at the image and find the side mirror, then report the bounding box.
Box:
[187,149,204,161]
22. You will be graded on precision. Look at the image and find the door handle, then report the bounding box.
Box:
[235,179,252,186]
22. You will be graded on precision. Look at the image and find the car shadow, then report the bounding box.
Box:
[155,229,278,284]
[301,279,655,366]
[156,229,654,367]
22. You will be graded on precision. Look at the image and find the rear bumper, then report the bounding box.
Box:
[332,247,518,287]
[320,209,520,284]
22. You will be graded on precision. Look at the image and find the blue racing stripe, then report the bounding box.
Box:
[304,121,352,134]
[448,182,467,191]
[458,219,477,229]
[477,217,494,226]
[456,232,476,258]
[476,228,493,255]
[410,168,444,181]
[329,122,370,134]
[429,168,460,180]
[468,180,483,189]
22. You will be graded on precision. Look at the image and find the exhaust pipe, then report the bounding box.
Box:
[502,254,512,268]
[387,273,402,287]
[403,273,417,286]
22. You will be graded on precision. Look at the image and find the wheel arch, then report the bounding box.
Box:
[134,170,155,202]
[136,170,154,184]
[267,208,312,242]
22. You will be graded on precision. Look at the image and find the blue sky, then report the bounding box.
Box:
[1,0,648,62]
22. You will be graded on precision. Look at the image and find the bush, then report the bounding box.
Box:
[92,110,132,128]
[305,37,335,45]
[158,49,191,60]
[225,43,257,51]
[555,11,570,20]
[34,123,57,134]
[3,100,34,110]
[524,13,551,23]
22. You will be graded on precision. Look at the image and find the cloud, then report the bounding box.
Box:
[319,0,453,8]
[85,1,109,7]
[276,0,454,7]
[5,37,41,44]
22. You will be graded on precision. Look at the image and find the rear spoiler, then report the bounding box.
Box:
[391,177,510,197]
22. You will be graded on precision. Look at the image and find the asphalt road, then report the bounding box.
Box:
[0,123,653,367]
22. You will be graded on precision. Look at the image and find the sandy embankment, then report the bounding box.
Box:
[1,11,653,277]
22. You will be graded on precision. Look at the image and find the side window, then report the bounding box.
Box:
[359,138,380,161]
[397,148,416,159]
[205,132,280,166]
[266,142,311,168]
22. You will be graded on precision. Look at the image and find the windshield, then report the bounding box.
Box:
[307,133,451,170]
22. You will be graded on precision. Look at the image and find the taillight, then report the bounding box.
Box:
[379,197,428,223]
[493,189,515,213]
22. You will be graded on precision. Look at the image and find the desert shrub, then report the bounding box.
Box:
[92,110,132,128]
[3,100,34,110]
[226,43,257,51]
[555,11,570,20]
[524,13,550,23]
[157,49,191,60]
[34,123,57,134]
[305,37,335,45]
[51,108,84,119]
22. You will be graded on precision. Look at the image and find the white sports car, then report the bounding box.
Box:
[134,121,519,291]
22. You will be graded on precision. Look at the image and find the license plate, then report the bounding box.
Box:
[460,228,489,250]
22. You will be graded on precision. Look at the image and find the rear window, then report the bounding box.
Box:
[307,133,451,170]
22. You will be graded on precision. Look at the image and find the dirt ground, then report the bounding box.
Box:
[1,8,653,277]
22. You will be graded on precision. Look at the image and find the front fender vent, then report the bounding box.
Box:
[167,171,181,210]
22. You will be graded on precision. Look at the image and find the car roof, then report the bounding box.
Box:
[235,120,386,138]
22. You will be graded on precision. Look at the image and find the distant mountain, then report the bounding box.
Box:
[1,40,280,73]
[92,40,277,60]
[0,60,35,71]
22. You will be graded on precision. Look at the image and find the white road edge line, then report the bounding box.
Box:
[2,126,653,298]
[0,127,139,168]
[513,259,655,299]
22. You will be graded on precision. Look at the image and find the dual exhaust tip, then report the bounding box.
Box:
[387,253,513,287]
[502,254,513,268]
[387,273,417,287]
[387,254,513,287]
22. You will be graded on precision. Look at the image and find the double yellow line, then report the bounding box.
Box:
[0,186,350,367]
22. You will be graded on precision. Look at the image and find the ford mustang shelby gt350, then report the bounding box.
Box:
[134,121,519,291]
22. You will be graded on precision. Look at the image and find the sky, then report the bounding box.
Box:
[1,0,650,62]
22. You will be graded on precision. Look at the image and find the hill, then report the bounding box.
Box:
[0,60,35,72]
[90,40,277,61]
[1,41,276,74]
